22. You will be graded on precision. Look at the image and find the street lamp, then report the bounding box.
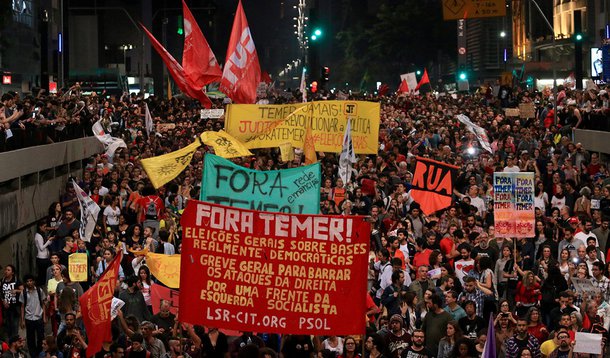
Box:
[120,44,133,73]
[500,31,506,38]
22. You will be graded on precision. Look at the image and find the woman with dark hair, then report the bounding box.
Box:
[46,202,63,233]
[540,265,568,327]
[437,321,463,358]
[137,266,153,313]
[526,307,548,343]
[477,256,497,320]
[56,286,78,334]
[450,337,477,358]
[34,219,54,286]
[337,336,360,358]
[534,244,558,281]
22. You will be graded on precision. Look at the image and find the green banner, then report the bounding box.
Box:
[200,154,321,214]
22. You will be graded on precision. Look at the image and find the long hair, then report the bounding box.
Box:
[138,266,152,286]
[445,320,463,343]
[522,270,535,288]
[58,286,76,314]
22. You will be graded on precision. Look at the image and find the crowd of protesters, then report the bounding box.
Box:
[1,81,610,358]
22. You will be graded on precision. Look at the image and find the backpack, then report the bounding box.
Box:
[23,287,45,310]
[145,198,158,220]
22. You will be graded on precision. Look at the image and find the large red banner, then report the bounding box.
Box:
[179,200,370,335]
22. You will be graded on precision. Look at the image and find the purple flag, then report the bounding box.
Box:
[482,314,496,358]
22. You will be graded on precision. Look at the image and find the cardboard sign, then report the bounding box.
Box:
[179,200,370,335]
[200,109,225,119]
[504,108,520,117]
[493,172,535,238]
[68,253,88,282]
[574,332,603,354]
[519,102,536,119]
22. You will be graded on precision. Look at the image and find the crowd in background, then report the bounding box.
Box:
[0,82,610,358]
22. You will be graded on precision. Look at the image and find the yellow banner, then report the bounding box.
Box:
[145,253,180,288]
[200,130,253,159]
[141,140,200,189]
[278,142,294,162]
[224,101,380,154]
[68,253,88,282]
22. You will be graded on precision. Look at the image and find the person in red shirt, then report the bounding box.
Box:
[413,238,432,269]
[136,186,165,239]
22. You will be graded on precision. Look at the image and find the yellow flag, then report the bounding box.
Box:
[145,252,181,288]
[200,130,252,158]
[141,140,200,188]
[278,142,294,162]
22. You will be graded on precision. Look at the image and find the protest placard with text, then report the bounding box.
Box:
[179,200,370,335]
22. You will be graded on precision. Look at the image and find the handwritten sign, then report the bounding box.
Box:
[493,172,535,238]
[224,101,380,154]
[200,154,321,214]
[519,102,536,119]
[201,109,225,119]
[68,253,88,282]
[572,278,600,296]
[179,200,370,335]
[504,108,520,117]
[574,332,603,354]
[156,123,176,132]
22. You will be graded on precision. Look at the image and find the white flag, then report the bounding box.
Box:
[456,114,493,153]
[300,69,307,103]
[72,181,100,242]
[338,119,357,184]
[145,103,154,135]
[92,120,128,161]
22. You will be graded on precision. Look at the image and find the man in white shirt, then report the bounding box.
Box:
[503,155,521,172]
[466,185,487,218]
[575,219,599,247]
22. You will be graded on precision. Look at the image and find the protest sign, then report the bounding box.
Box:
[156,123,176,132]
[574,332,603,354]
[519,102,536,119]
[201,109,225,119]
[179,200,370,335]
[409,157,459,215]
[200,154,321,214]
[68,253,88,282]
[493,172,535,238]
[110,298,125,320]
[224,101,380,154]
[504,108,520,117]
[572,278,600,296]
[150,284,180,315]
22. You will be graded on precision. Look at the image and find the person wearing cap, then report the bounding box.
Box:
[384,314,410,358]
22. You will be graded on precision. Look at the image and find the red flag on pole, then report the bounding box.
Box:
[414,68,430,91]
[398,79,409,93]
[378,83,389,96]
[219,0,261,104]
[79,250,123,357]
[261,71,272,85]
[141,24,212,108]
[182,0,222,87]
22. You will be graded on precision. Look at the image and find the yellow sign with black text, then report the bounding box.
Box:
[442,0,506,20]
[224,101,380,154]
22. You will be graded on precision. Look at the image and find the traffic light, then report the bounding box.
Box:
[311,28,323,41]
[177,15,184,35]
[459,72,467,80]
[574,33,583,41]
[321,66,330,82]
[311,81,318,93]
[416,70,422,76]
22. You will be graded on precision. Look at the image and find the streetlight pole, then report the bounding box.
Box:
[529,0,557,125]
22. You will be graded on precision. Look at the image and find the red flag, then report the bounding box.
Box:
[398,79,409,93]
[182,0,222,87]
[414,68,430,91]
[409,157,459,215]
[79,251,123,357]
[220,0,261,104]
[141,24,212,108]
[261,71,272,85]
[378,83,389,96]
